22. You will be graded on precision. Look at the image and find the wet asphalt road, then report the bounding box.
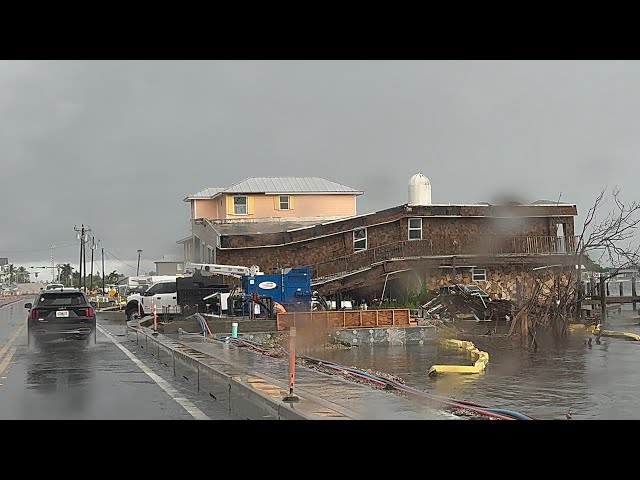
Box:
[0,298,240,420]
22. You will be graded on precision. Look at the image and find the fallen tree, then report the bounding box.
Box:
[508,187,640,344]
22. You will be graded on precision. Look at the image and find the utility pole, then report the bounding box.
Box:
[83,238,87,292]
[101,247,105,294]
[75,225,84,288]
[74,224,91,291]
[50,245,55,282]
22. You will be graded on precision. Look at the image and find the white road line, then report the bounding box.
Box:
[0,323,25,362]
[97,324,210,420]
[0,347,16,376]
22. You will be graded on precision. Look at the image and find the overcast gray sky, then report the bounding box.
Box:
[1,60,638,277]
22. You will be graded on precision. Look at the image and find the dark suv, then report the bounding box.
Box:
[25,290,97,347]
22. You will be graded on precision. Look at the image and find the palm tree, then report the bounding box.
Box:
[60,263,73,286]
[107,270,120,284]
[16,266,27,283]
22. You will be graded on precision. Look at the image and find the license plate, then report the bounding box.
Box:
[56,310,70,318]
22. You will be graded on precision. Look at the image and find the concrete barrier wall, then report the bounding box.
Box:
[332,325,436,346]
[228,325,436,346]
[98,311,127,322]
[126,327,308,420]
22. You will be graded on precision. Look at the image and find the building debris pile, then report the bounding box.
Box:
[421,284,513,322]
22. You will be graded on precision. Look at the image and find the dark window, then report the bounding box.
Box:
[408,218,422,240]
[353,228,367,252]
[147,283,176,295]
[38,293,85,306]
[472,269,487,282]
[234,196,247,215]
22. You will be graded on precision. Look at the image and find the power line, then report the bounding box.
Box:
[0,243,77,254]
[104,249,138,272]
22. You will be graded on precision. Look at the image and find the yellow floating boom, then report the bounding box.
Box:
[428,339,489,377]
[567,323,586,332]
[586,325,640,341]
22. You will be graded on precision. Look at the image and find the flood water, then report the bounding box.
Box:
[312,309,640,420]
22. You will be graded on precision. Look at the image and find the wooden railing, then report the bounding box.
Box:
[311,235,579,280]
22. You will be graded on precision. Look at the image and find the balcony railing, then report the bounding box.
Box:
[311,235,579,280]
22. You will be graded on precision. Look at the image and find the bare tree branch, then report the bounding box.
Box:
[510,186,640,342]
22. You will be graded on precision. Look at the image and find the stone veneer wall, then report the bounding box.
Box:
[423,265,575,301]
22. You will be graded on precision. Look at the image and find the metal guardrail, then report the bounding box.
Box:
[312,235,579,279]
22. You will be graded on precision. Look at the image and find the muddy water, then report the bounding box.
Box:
[312,311,640,420]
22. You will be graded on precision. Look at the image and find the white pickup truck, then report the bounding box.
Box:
[124,264,262,322]
[124,279,181,322]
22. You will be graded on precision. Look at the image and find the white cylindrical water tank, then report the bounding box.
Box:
[408,173,431,206]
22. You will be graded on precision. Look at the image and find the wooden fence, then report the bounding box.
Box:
[276,308,412,331]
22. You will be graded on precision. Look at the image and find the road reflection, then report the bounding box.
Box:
[25,338,96,414]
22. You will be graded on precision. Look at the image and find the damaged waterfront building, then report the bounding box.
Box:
[177,175,578,304]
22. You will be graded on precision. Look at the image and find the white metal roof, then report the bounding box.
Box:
[183,187,223,201]
[225,177,363,194]
[185,177,363,200]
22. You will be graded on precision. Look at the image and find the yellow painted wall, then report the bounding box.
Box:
[228,194,356,219]
[192,194,357,220]
[192,199,218,219]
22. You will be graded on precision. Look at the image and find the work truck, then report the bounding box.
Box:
[124,276,180,321]
[123,264,262,322]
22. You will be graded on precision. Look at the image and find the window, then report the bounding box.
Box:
[353,227,367,252]
[147,282,176,295]
[408,218,422,240]
[39,293,85,306]
[472,268,487,282]
[279,195,290,210]
[158,283,177,294]
[233,196,247,215]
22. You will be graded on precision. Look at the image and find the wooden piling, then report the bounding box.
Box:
[633,275,637,312]
[600,277,607,325]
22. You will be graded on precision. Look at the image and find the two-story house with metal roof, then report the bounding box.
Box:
[177,176,364,264]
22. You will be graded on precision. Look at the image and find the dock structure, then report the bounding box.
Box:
[581,274,639,317]
[579,273,639,320]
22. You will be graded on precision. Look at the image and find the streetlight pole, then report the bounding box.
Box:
[137,249,143,276]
